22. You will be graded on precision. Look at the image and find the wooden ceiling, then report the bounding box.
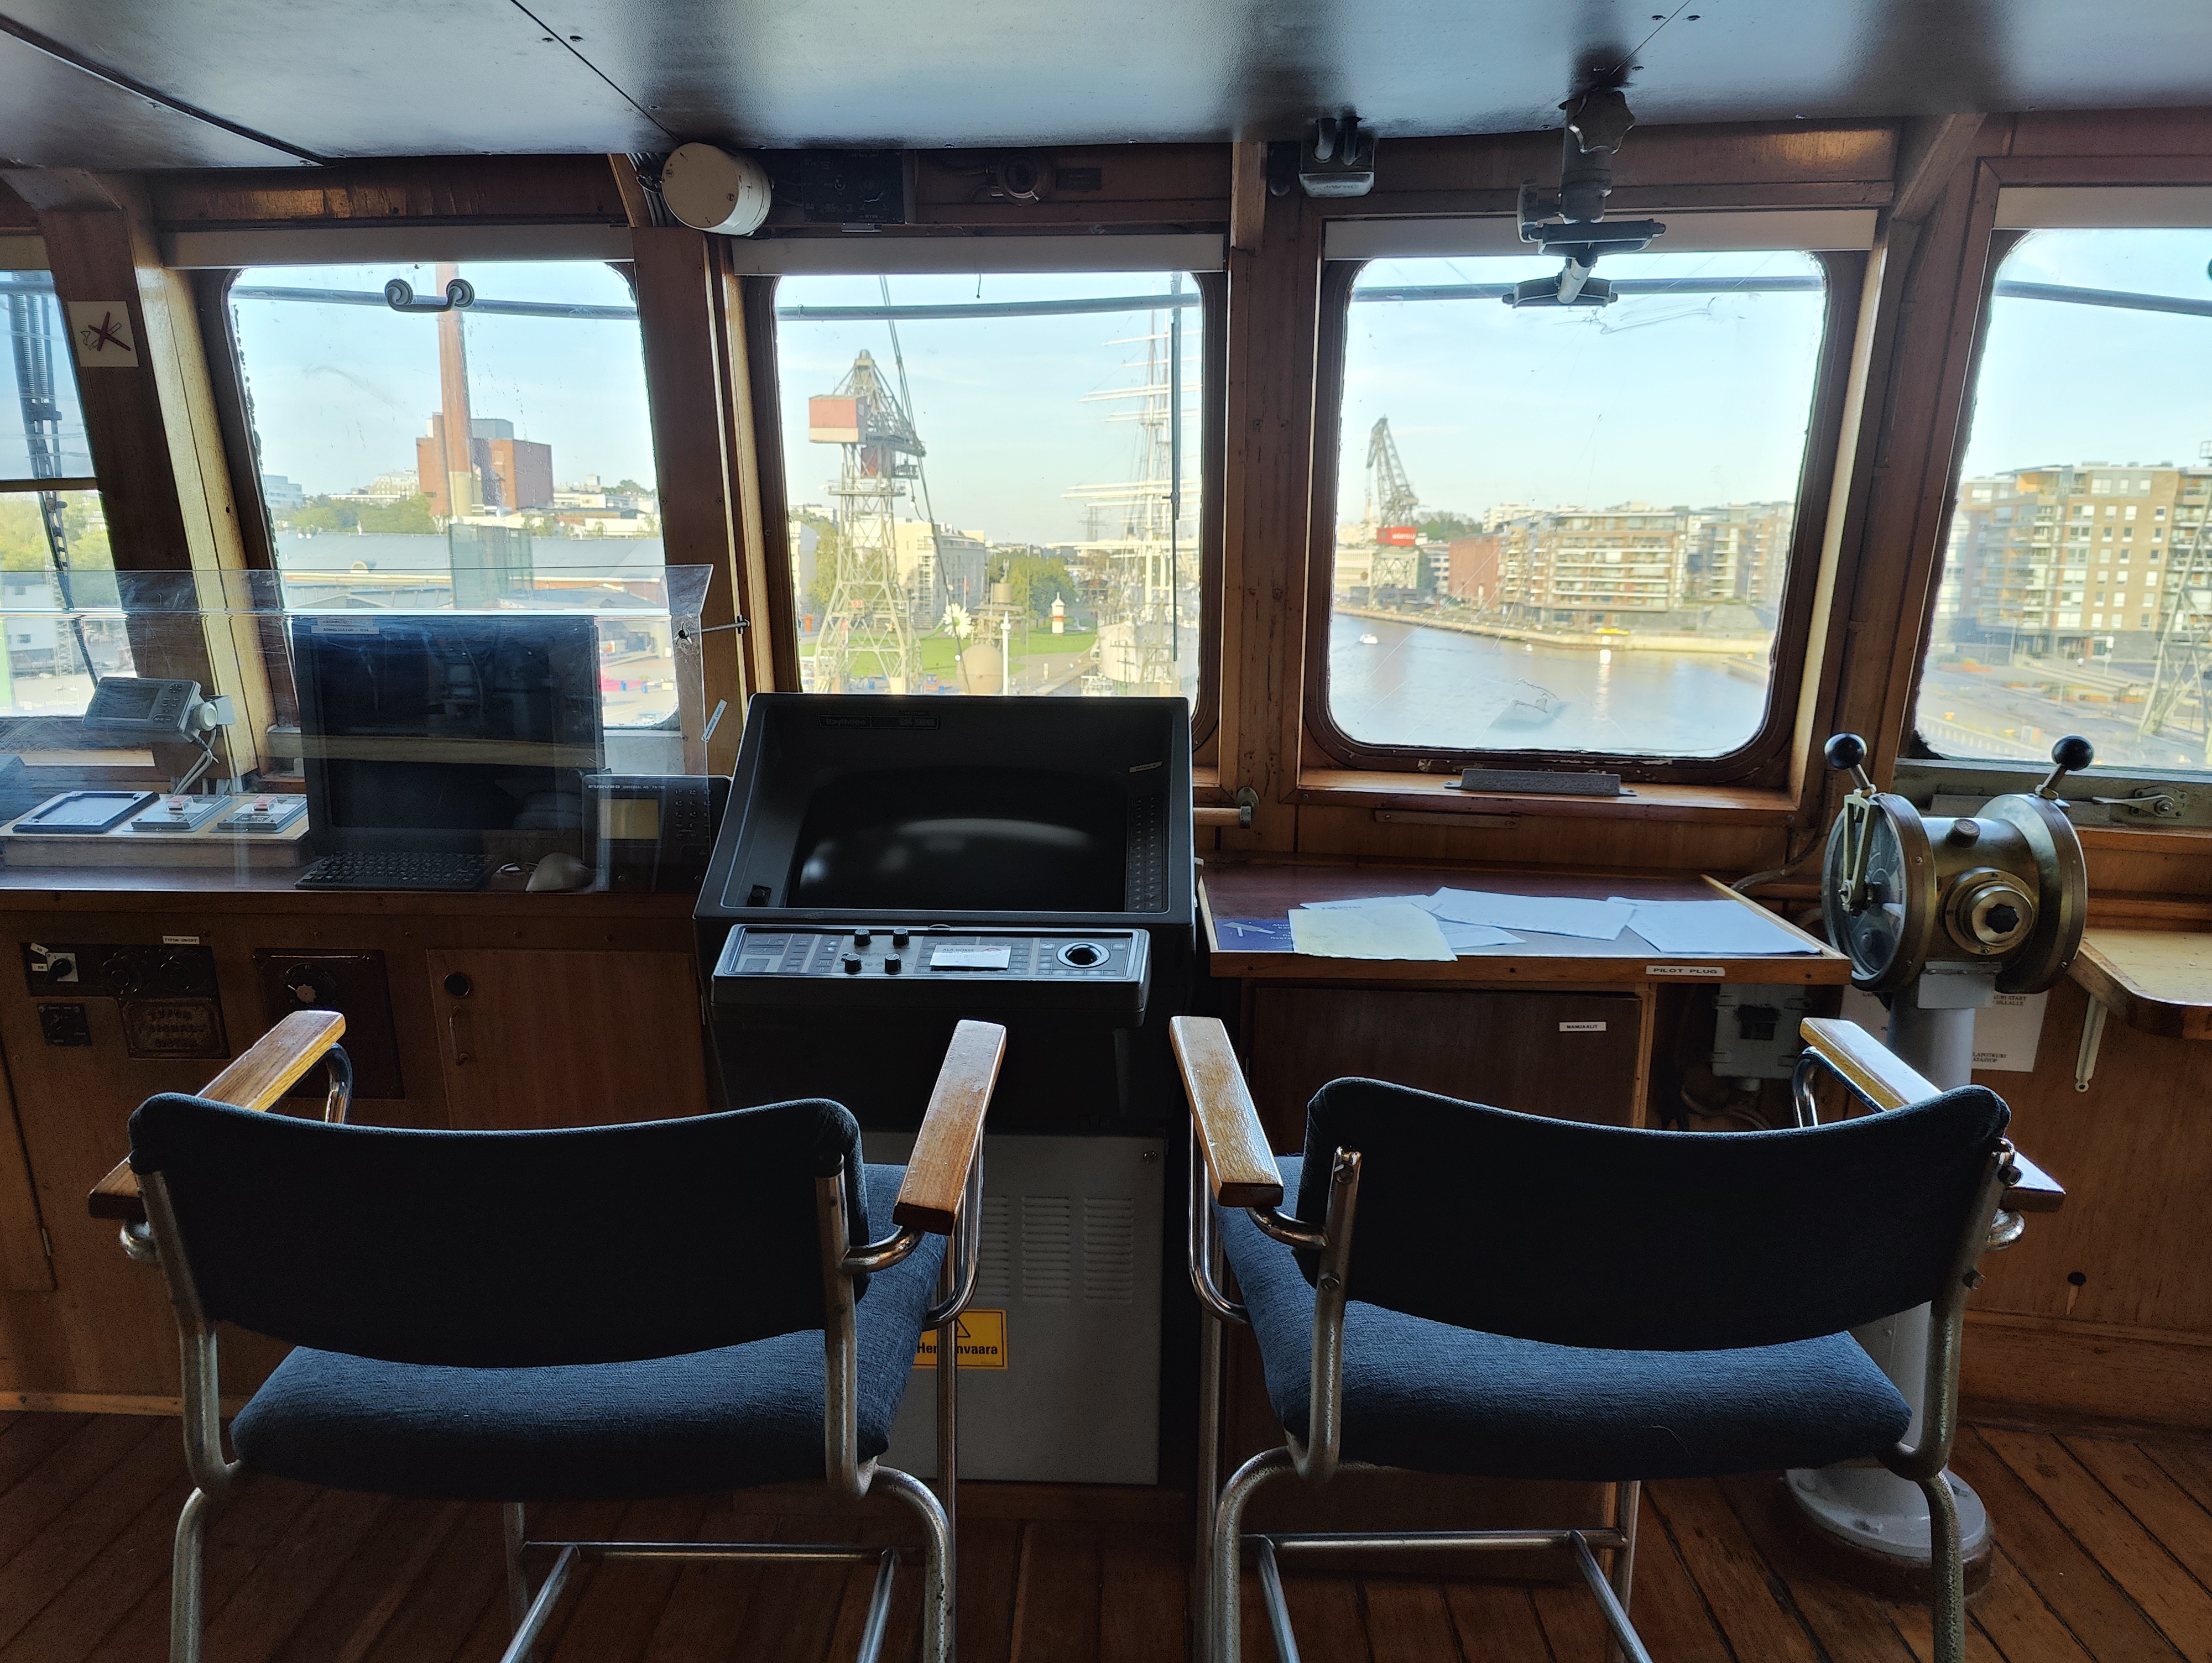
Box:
[2,0,2210,169]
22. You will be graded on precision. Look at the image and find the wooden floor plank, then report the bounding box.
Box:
[2072,1440,2212,1601]
[1266,1571,1372,1663]
[1713,1473,1920,1663]
[0,1413,93,1504]
[716,1513,859,1663]
[957,1517,1025,1663]
[542,1496,711,1663]
[1961,1545,2097,1663]
[1364,1577,1466,1663]
[1952,1427,2184,1663]
[194,1488,399,1663]
[1646,1478,1825,1663]
[355,1505,510,1663]
[1011,1521,1101,1663]
[0,1414,160,1578]
[1981,1427,2212,1662]
[1888,1589,2007,1663]
[2144,1446,2212,1524]
[1532,1576,1611,1663]
[0,1416,181,1650]
[632,1503,789,1663]
[1097,1521,1188,1663]
[268,1498,472,1663]
[0,1473,189,1663]
[1625,1488,1738,1663]
[1442,1581,1552,1663]
[80,1475,327,1663]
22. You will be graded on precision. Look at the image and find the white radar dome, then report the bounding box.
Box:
[660,143,772,236]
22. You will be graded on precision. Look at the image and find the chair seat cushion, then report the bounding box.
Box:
[1222,1158,1912,1483]
[232,1166,942,1501]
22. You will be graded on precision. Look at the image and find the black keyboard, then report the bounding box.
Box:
[296,853,490,892]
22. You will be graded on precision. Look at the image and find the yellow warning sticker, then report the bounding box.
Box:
[913,1309,1008,1370]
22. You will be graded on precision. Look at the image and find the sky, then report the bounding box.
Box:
[774,271,1202,546]
[228,260,659,496]
[1957,229,2212,480]
[70,231,2209,545]
[1338,249,1830,522]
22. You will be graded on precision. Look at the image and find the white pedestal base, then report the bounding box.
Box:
[1786,987,1991,1570]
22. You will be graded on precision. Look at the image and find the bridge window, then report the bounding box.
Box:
[1,269,112,718]
[767,269,1214,707]
[1312,243,1835,773]
[227,260,680,737]
[1914,227,2212,773]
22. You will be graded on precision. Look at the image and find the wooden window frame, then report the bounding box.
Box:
[743,264,1228,747]
[1298,245,1867,788]
[1898,157,2212,819]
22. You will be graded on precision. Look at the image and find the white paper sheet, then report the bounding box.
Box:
[1607,897,1819,956]
[1436,920,1523,953]
[1289,903,1455,961]
[1295,893,1520,954]
[1301,894,1437,910]
[1421,887,1634,942]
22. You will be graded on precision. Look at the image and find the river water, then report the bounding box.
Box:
[1327,614,1772,757]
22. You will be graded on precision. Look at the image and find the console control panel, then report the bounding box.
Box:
[712,925,1149,1023]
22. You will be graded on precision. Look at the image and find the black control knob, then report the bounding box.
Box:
[1823,732,1876,795]
[884,955,902,975]
[892,930,911,949]
[854,929,872,948]
[2037,734,2096,800]
[842,954,862,974]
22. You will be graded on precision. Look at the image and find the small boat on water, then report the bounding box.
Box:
[1358,632,1380,645]
[1489,678,1569,730]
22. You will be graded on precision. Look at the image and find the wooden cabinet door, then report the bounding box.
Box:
[426,949,710,1130]
[1245,985,1647,1149]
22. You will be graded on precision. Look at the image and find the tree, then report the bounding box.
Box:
[1419,512,1480,541]
[278,496,356,533]
[999,552,1076,621]
[356,494,436,535]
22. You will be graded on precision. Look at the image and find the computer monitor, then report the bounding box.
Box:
[290,613,604,859]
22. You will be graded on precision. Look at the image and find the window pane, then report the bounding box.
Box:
[1327,251,1827,757]
[1,273,93,481]
[0,488,123,718]
[1917,229,2212,772]
[774,271,1202,699]
[231,262,681,729]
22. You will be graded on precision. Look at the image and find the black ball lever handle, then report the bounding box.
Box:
[2038,734,2095,801]
[1824,731,1876,796]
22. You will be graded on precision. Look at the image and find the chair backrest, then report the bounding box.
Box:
[129,1094,869,1367]
[1292,1077,2009,1351]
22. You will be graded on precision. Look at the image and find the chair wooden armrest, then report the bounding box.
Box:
[892,1019,1006,1236]
[87,1008,349,1225]
[1169,1016,1283,1210]
[1797,1017,2064,1214]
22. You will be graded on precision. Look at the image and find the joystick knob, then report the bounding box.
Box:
[1824,732,1876,796]
[2036,735,2095,801]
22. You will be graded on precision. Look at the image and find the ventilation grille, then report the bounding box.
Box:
[1082,1197,1136,1303]
[975,1195,1011,1303]
[1020,1196,1073,1302]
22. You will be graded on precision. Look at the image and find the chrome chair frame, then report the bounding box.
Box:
[1188,1108,2018,1663]
[126,1065,987,1663]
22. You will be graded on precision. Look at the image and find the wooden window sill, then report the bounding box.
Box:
[1291,768,1801,825]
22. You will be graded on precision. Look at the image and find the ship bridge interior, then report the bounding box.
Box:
[1,4,2211,1662]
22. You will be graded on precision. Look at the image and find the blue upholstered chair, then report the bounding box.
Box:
[91,1008,1003,1663]
[1172,1014,2057,1663]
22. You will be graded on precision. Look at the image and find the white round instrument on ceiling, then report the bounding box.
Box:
[659,143,773,237]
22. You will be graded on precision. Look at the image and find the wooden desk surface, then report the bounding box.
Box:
[2071,929,2212,1041]
[1200,861,1850,986]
